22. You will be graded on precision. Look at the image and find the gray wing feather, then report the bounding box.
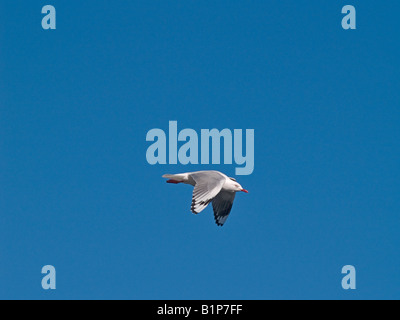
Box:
[190,171,226,214]
[212,190,236,226]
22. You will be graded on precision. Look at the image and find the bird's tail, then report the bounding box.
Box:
[162,173,188,184]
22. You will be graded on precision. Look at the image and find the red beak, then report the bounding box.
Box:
[241,189,249,193]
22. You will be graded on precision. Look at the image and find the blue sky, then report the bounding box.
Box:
[1,1,399,299]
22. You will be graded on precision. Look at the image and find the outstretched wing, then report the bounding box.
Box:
[190,171,226,214]
[212,190,236,226]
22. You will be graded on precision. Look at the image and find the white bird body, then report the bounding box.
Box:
[162,170,248,226]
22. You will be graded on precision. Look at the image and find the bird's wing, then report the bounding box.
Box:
[212,190,236,226]
[190,171,226,214]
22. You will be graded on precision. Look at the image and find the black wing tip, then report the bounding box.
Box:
[191,197,212,214]
[191,199,198,214]
[213,215,225,226]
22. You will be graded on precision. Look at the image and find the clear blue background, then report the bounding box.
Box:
[1,1,399,299]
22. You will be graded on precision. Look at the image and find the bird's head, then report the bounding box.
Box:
[231,180,248,193]
[238,184,249,193]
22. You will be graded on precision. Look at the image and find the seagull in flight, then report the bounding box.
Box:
[162,170,248,226]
